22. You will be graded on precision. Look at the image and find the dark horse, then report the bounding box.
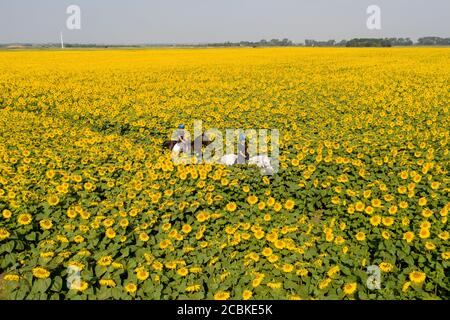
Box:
[162,133,213,154]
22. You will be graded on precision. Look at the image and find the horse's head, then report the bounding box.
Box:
[162,140,177,150]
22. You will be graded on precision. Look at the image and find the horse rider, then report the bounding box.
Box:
[176,124,190,154]
[236,133,248,164]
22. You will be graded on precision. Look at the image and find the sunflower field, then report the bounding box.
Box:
[0,48,449,300]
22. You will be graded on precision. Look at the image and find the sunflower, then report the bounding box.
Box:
[225,202,237,212]
[438,231,449,240]
[355,201,365,212]
[273,202,282,212]
[355,232,366,241]
[262,247,273,257]
[4,274,20,281]
[159,239,171,249]
[266,232,277,242]
[254,201,265,211]
[370,215,381,226]
[242,289,253,300]
[0,228,11,241]
[327,266,340,278]
[177,267,189,277]
[267,282,282,289]
[430,181,440,190]
[397,186,407,194]
[32,267,50,279]
[379,262,393,272]
[421,208,433,218]
[399,201,408,209]
[246,195,259,205]
[72,174,82,183]
[419,228,430,239]
[274,239,285,249]
[17,213,32,225]
[296,269,309,277]
[196,212,208,222]
[343,282,357,295]
[182,224,192,234]
[214,291,230,300]
[371,198,382,208]
[99,279,116,287]
[47,195,60,206]
[45,170,56,179]
[381,231,390,240]
[267,197,276,207]
[66,208,77,219]
[325,233,334,242]
[254,230,265,239]
[152,261,163,271]
[97,256,113,267]
[139,232,150,242]
[409,271,426,284]
[364,206,374,215]
[418,197,427,206]
[382,217,394,227]
[334,236,345,245]
[105,228,116,239]
[186,284,201,293]
[284,199,295,210]
[136,267,150,281]
[71,280,89,292]
[73,235,85,243]
[319,278,332,289]
[400,171,408,179]
[124,283,137,294]
[282,264,294,273]
[420,221,431,229]
[119,219,129,228]
[403,231,414,243]
[2,209,12,219]
[388,205,398,215]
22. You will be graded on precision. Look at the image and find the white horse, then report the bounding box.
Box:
[172,141,189,155]
[248,155,274,175]
[219,154,238,166]
[219,154,274,174]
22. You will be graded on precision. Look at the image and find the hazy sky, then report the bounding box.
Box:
[0,0,449,44]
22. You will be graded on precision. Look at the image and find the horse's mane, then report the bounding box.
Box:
[162,133,212,151]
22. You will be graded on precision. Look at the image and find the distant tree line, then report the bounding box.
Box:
[63,44,142,48]
[345,38,393,47]
[195,37,449,47]
[205,38,294,47]
[1,37,449,48]
[416,37,450,46]
[302,37,449,47]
